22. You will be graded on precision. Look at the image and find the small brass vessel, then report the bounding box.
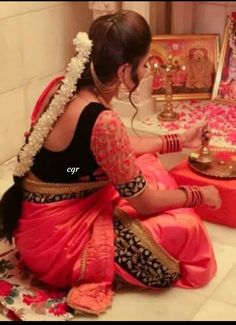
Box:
[197,144,213,165]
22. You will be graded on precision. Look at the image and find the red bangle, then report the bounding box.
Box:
[160,134,183,154]
[178,185,205,207]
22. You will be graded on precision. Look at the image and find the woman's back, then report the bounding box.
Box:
[31,100,108,183]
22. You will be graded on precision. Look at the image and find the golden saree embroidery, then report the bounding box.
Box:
[113,208,181,288]
[22,177,109,203]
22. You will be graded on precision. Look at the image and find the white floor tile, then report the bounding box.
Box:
[0,314,9,321]
[72,287,206,321]
[192,299,236,321]
[192,241,236,298]
[204,221,236,248]
[211,264,236,305]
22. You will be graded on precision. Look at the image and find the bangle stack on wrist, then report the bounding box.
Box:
[178,185,205,207]
[160,134,183,154]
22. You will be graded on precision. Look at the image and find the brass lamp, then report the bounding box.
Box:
[157,55,186,122]
[197,128,213,164]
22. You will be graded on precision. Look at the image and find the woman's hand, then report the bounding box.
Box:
[181,120,211,149]
[200,185,222,210]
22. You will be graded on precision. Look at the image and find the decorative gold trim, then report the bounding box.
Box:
[152,93,212,102]
[77,247,88,283]
[113,207,180,274]
[211,16,231,103]
[66,286,114,317]
[22,177,109,195]
[188,147,236,179]
[66,295,100,316]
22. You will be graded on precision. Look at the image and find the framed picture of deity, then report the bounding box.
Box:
[212,12,236,105]
[149,34,220,101]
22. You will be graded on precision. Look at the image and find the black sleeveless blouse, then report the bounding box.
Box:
[31,102,108,183]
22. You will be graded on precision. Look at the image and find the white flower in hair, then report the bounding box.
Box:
[14,32,92,177]
[73,32,92,55]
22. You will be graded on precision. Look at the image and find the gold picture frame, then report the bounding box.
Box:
[149,34,220,101]
[212,13,236,105]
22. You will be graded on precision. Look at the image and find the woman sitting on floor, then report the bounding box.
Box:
[0,10,221,316]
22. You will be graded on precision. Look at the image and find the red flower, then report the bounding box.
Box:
[0,280,13,297]
[189,99,199,104]
[23,290,50,305]
[6,310,21,321]
[23,289,66,306]
[49,302,68,316]
[215,152,232,162]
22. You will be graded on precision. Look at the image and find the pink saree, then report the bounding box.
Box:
[14,78,216,316]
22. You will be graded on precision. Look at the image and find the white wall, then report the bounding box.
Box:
[171,2,236,37]
[171,1,196,34]
[195,2,236,40]
[0,1,92,164]
[122,1,150,23]
[150,1,167,35]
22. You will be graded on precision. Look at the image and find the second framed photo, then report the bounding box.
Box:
[149,34,220,101]
[212,12,236,105]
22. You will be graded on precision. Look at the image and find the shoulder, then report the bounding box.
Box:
[94,109,124,129]
[91,109,130,149]
[64,99,106,124]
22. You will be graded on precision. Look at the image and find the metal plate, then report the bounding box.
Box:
[188,148,236,179]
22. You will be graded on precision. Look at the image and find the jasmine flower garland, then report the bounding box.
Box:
[14,32,92,177]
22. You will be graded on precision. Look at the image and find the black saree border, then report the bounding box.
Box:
[113,207,181,288]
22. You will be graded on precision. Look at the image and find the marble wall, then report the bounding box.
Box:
[0,1,92,164]
[196,1,236,40]
[171,2,196,34]
[171,1,236,38]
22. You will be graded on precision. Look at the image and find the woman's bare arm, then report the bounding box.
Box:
[129,135,163,156]
[127,184,187,216]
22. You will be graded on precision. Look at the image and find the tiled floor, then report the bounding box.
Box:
[0,150,236,321]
